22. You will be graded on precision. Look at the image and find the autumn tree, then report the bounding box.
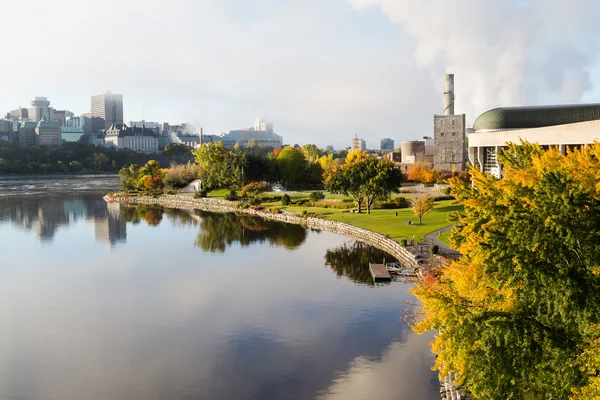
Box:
[193,142,246,189]
[324,154,401,214]
[276,146,308,186]
[410,193,434,225]
[407,162,438,184]
[411,142,600,400]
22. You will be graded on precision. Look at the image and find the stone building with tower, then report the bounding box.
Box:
[434,74,467,172]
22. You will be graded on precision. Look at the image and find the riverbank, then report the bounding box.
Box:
[104,194,423,269]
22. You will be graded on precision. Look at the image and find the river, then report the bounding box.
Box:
[0,176,438,400]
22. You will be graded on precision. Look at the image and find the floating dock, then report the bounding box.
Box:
[369,263,392,282]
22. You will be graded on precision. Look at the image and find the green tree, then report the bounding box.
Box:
[410,193,434,225]
[192,142,245,189]
[411,142,600,399]
[276,146,308,186]
[324,156,401,214]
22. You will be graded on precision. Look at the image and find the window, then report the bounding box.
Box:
[452,120,456,126]
[440,132,445,137]
[452,132,456,136]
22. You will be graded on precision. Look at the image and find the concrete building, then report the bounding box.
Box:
[18,122,38,148]
[104,123,158,153]
[380,138,395,153]
[218,118,282,148]
[401,137,434,164]
[177,133,201,149]
[434,74,467,172]
[91,91,123,132]
[28,97,53,122]
[352,134,366,151]
[66,115,92,133]
[130,120,161,134]
[7,107,28,121]
[61,126,85,142]
[468,104,600,178]
[254,117,273,133]
[36,118,62,146]
[383,152,402,163]
[51,110,74,127]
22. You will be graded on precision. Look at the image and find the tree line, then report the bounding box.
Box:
[0,141,193,174]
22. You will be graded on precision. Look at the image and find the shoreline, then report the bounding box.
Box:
[104,193,421,269]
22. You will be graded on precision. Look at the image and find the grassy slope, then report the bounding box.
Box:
[438,229,452,246]
[286,200,461,242]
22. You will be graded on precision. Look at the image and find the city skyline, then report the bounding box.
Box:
[3,0,600,148]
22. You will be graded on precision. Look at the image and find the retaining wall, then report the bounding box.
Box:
[104,194,419,268]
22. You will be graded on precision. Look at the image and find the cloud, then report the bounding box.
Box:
[347,0,600,122]
[2,0,600,146]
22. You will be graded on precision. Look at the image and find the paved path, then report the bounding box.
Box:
[424,225,461,258]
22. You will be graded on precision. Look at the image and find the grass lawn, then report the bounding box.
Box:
[286,199,461,242]
[438,229,452,246]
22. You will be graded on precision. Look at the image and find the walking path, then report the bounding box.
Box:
[424,225,461,258]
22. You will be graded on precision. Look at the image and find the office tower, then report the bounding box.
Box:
[90,91,123,132]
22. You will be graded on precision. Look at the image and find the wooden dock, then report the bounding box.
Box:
[369,263,392,282]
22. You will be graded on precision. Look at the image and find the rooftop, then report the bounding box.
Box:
[472,104,600,131]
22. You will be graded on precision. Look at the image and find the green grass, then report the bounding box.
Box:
[321,200,461,242]
[207,188,231,198]
[284,199,462,242]
[438,229,452,246]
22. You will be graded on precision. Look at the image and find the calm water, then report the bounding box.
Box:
[0,177,438,400]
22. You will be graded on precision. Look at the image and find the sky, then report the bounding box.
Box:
[3,0,600,148]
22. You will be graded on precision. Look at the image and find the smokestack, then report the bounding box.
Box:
[444,74,455,115]
[200,127,203,145]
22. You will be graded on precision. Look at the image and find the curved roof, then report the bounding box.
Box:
[472,104,600,131]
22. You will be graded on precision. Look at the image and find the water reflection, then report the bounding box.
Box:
[0,190,439,400]
[0,194,125,245]
[325,241,396,285]
[193,211,307,252]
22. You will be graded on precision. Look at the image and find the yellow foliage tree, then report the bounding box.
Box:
[410,193,434,225]
[411,142,600,399]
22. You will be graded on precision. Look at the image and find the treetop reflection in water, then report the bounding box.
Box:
[0,191,439,399]
[120,205,308,252]
[325,241,398,286]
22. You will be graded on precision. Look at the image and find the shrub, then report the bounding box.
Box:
[444,186,452,196]
[313,199,355,209]
[430,244,439,255]
[436,171,454,184]
[163,163,201,189]
[296,199,310,206]
[309,191,325,202]
[194,189,207,199]
[281,194,291,206]
[224,189,238,201]
[400,239,408,247]
[394,196,410,208]
[432,195,454,201]
[240,182,271,197]
[249,195,263,206]
[379,201,399,209]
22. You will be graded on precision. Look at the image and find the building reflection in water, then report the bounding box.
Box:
[93,202,127,247]
[0,194,126,246]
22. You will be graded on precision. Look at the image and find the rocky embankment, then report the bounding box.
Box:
[104,194,420,269]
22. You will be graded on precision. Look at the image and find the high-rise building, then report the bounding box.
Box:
[28,97,53,122]
[351,134,366,151]
[380,138,394,153]
[91,91,123,132]
[254,117,273,133]
[434,74,467,172]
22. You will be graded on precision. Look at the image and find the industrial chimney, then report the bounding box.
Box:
[444,74,455,115]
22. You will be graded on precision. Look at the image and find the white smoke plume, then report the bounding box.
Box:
[347,0,600,120]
